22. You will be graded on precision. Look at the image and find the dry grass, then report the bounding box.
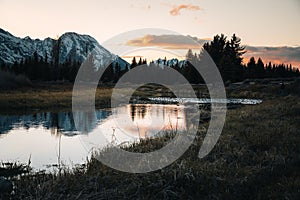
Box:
[0,83,113,113]
[1,80,300,199]
[2,83,299,199]
[0,82,210,114]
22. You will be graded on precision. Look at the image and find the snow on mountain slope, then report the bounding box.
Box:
[0,28,129,69]
[57,32,105,64]
[0,28,53,64]
[154,58,187,68]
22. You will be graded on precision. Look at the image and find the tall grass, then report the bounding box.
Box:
[4,92,299,199]
[1,81,300,199]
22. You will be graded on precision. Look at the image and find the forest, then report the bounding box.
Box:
[1,34,299,84]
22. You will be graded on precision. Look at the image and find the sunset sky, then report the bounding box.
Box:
[1,0,300,67]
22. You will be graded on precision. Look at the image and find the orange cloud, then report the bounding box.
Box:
[125,37,300,69]
[126,34,209,50]
[170,4,202,16]
[244,46,300,69]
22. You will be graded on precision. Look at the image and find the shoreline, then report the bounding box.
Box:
[1,92,299,199]
[0,83,112,114]
[0,79,296,114]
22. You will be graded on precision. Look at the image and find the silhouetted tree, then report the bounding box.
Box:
[201,33,245,81]
[138,57,142,66]
[256,58,265,78]
[130,57,137,69]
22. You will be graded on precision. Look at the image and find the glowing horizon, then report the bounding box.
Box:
[1,0,299,68]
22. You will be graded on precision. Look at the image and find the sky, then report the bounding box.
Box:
[1,0,300,67]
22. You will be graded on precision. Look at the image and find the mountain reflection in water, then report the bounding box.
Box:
[0,104,187,170]
[0,104,186,137]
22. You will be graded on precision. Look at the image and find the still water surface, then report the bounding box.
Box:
[0,104,187,170]
[0,98,262,170]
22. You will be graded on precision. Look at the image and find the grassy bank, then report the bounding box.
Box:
[0,79,296,114]
[1,82,299,199]
[0,83,113,114]
[0,82,209,114]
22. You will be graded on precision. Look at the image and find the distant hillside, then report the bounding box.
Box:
[0,28,128,70]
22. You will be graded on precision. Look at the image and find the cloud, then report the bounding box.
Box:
[126,34,209,49]
[244,46,300,68]
[126,35,300,68]
[169,4,202,16]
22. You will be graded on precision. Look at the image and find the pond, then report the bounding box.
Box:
[0,98,262,170]
[0,104,188,170]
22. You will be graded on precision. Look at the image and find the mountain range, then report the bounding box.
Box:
[0,28,128,70]
[1,28,300,72]
[0,28,193,71]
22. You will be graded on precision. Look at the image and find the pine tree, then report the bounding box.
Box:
[138,57,142,66]
[201,33,245,81]
[247,57,256,78]
[256,58,265,78]
[130,57,137,69]
[203,34,227,68]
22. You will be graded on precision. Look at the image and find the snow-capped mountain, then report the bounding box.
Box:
[154,58,187,68]
[0,28,53,65]
[0,28,129,69]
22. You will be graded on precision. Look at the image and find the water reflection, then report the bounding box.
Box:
[0,98,262,169]
[0,104,187,169]
[109,104,186,138]
[0,110,111,136]
[0,104,187,138]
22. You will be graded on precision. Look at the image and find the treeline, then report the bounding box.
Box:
[0,52,82,82]
[185,34,299,82]
[245,57,298,79]
[0,52,131,83]
[77,54,131,83]
[126,34,299,83]
[1,33,299,83]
